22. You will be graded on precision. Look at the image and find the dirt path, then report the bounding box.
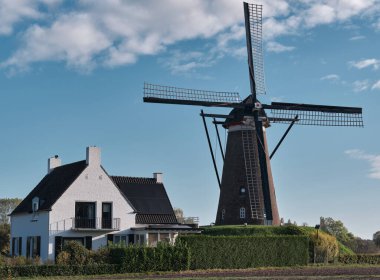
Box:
[84,266,380,280]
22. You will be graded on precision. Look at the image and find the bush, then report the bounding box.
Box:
[109,241,190,272]
[58,241,89,265]
[309,231,339,263]
[179,235,309,269]
[339,254,380,264]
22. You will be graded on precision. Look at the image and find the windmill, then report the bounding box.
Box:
[143,2,363,226]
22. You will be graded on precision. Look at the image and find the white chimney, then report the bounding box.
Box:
[153,172,163,183]
[86,146,101,166]
[48,155,61,173]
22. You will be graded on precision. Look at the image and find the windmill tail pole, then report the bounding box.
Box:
[213,118,225,161]
[201,110,221,189]
[270,115,299,160]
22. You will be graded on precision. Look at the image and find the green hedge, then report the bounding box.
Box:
[0,264,120,278]
[201,225,305,236]
[109,242,190,272]
[179,235,309,269]
[339,254,380,264]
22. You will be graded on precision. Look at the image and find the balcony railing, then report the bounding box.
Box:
[72,217,120,231]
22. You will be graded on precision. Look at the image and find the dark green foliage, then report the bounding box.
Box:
[179,235,309,269]
[0,223,10,255]
[200,224,304,236]
[109,241,190,272]
[339,254,380,264]
[56,241,89,265]
[0,264,120,278]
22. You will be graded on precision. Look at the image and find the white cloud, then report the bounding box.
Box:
[321,74,340,81]
[1,0,380,73]
[372,80,380,90]
[353,80,370,92]
[0,0,42,35]
[349,35,365,41]
[350,58,380,70]
[266,41,295,53]
[345,149,380,180]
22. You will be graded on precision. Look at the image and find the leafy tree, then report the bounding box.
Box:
[374,231,380,247]
[320,217,354,244]
[0,223,10,254]
[0,198,22,224]
[174,207,184,223]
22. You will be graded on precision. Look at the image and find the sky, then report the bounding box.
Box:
[1,0,380,239]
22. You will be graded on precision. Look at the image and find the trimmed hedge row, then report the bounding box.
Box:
[200,225,305,236]
[179,235,309,269]
[109,242,190,272]
[339,254,380,264]
[0,264,120,278]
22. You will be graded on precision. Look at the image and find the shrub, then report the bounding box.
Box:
[178,235,309,269]
[60,241,89,265]
[309,231,339,263]
[200,225,304,236]
[339,254,380,264]
[109,241,190,272]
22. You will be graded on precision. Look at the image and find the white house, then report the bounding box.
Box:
[10,146,197,262]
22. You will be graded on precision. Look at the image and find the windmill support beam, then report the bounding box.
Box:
[270,115,298,160]
[213,118,225,161]
[201,113,234,119]
[200,110,221,189]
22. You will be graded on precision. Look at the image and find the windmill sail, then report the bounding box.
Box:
[266,102,364,126]
[245,3,266,95]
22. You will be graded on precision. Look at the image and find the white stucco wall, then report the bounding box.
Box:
[10,212,49,260]
[48,161,136,261]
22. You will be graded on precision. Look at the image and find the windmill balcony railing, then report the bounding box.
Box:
[72,217,120,231]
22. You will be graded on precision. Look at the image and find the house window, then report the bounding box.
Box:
[114,235,127,245]
[221,209,225,220]
[12,237,22,256]
[240,207,246,219]
[26,236,40,259]
[102,202,112,229]
[135,234,146,246]
[75,202,96,229]
[148,233,158,247]
[32,197,39,212]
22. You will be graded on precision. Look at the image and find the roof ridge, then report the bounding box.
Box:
[111,175,158,184]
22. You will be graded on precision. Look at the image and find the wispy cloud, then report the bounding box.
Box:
[349,35,366,41]
[321,74,340,81]
[266,41,295,53]
[350,58,380,70]
[345,149,380,180]
[372,80,380,90]
[353,80,370,92]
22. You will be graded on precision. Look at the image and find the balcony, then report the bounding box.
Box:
[72,217,120,231]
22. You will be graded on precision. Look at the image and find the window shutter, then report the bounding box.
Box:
[128,234,134,244]
[107,234,114,245]
[12,237,15,256]
[85,236,92,250]
[18,237,22,256]
[36,236,41,257]
[54,236,62,259]
[26,237,31,258]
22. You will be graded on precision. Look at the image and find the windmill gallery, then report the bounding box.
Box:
[143,3,363,226]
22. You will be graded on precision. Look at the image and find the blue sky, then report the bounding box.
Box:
[1,0,380,239]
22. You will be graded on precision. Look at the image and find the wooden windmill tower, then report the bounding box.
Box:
[143,2,363,226]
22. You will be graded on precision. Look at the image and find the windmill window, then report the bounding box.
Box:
[221,209,225,220]
[240,207,246,219]
[240,187,246,195]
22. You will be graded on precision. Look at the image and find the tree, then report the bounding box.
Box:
[0,198,22,224]
[0,223,10,254]
[320,217,354,244]
[173,207,184,222]
[373,231,380,247]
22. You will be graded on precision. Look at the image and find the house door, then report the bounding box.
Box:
[75,202,96,228]
[102,203,112,229]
